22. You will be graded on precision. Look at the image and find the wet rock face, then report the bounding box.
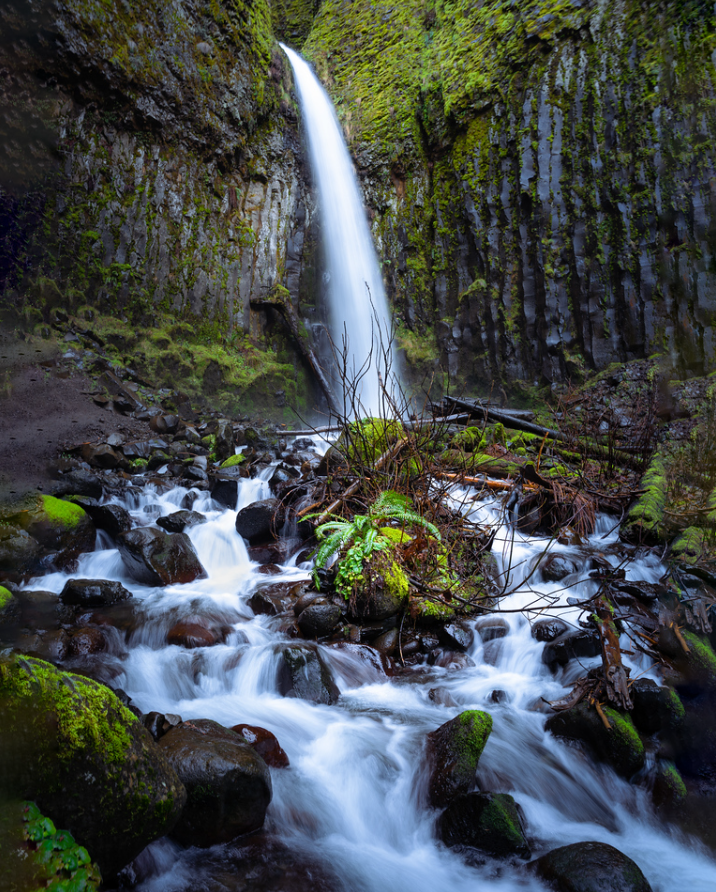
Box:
[277,644,340,704]
[546,701,645,778]
[157,719,272,848]
[426,710,493,808]
[0,655,186,877]
[535,840,653,892]
[230,723,290,768]
[59,578,133,608]
[117,528,207,586]
[156,510,207,533]
[167,619,224,649]
[235,499,283,545]
[297,599,342,638]
[437,792,530,859]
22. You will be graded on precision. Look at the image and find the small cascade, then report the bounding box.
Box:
[281,44,397,416]
[21,457,716,892]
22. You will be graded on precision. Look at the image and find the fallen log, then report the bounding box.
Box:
[594,597,633,711]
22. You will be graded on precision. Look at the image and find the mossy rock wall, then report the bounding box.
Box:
[304,0,716,387]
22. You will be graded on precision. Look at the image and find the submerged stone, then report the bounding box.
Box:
[437,791,530,859]
[535,840,652,892]
[277,643,340,704]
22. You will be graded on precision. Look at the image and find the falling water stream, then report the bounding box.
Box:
[280,45,396,415]
[30,442,716,891]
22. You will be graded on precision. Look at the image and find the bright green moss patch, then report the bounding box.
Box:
[671,526,714,565]
[622,456,667,543]
[220,453,245,469]
[40,496,86,530]
[0,586,13,612]
[339,418,406,467]
[682,631,716,685]
[458,709,493,764]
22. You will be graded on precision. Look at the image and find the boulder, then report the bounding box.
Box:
[297,599,342,638]
[157,719,272,847]
[475,617,509,643]
[427,710,493,807]
[211,475,241,509]
[235,499,283,544]
[215,419,235,461]
[540,554,579,582]
[535,840,653,892]
[167,619,223,648]
[60,578,133,608]
[2,495,96,571]
[67,627,106,657]
[532,618,570,642]
[117,528,207,586]
[629,679,684,735]
[156,510,207,533]
[80,443,124,469]
[437,792,530,858]
[230,723,290,768]
[248,590,285,616]
[542,629,601,668]
[0,655,186,876]
[51,469,104,499]
[277,644,340,705]
[545,701,645,777]
[348,552,409,621]
[0,527,42,572]
[438,623,473,651]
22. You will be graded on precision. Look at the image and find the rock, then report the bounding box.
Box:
[67,626,106,656]
[545,701,645,777]
[535,840,653,892]
[651,760,687,809]
[230,723,290,768]
[438,623,473,651]
[211,475,241,509]
[156,510,207,533]
[427,710,493,807]
[215,419,235,461]
[0,655,186,876]
[532,618,570,642]
[540,554,579,581]
[429,688,458,708]
[4,495,96,571]
[429,649,475,670]
[248,542,288,564]
[84,502,133,538]
[150,414,180,435]
[372,628,399,655]
[258,563,282,575]
[437,792,530,858]
[117,528,207,586]
[235,499,283,544]
[348,552,409,621]
[167,619,223,648]
[542,629,601,668]
[293,589,322,616]
[0,527,42,572]
[297,599,342,638]
[475,618,509,643]
[277,644,340,704]
[143,711,182,741]
[248,590,285,616]
[157,718,272,847]
[60,578,133,608]
[80,443,124,469]
[51,469,104,499]
[630,679,684,735]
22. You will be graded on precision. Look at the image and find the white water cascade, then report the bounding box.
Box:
[281,45,396,416]
[25,445,716,892]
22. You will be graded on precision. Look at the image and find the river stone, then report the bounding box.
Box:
[167,619,223,648]
[532,618,570,642]
[235,499,283,544]
[475,618,509,643]
[211,476,240,509]
[67,626,106,656]
[0,528,42,572]
[437,792,531,858]
[248,589,284,616]
[230,723,290,768]
[117,528,207,585]
[80,443,124,469]
[427,710,493,807]
[277,644,340,704]
[438,623,473,651]
[156,509,207,533]
[157,718,272,847]
[629,679,684,735]
[293,589,322,616]
[0,654,186,876]
[535,840,653,892]
[22,495,96,570]
[215,418,235,461]
[540,554,579,581]
[51,469,104,499]
[75,502,133,538]
[297,599,342,638]
[542,629,601,668]
[60,578,133,608]
[546,701,645,777]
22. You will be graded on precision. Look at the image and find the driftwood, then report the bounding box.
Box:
[251,292,341,417]
[594,597,633,711]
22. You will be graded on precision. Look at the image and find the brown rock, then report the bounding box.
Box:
[230,724,290,768]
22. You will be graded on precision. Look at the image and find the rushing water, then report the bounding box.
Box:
[29,448,716,892]
[280,45,396,416]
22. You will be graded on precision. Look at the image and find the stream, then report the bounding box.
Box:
[26,441,716,892]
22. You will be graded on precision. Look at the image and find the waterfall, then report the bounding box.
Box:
[281,44,396,417]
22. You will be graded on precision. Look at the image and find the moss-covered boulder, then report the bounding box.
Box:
[0,655,186,876]
[0,495,95,572]
[0,585,14,612]
[437,791,530,859]
[659,629,716,693]
[620,455,667,544]
[427,710,493,807]
[546,701,645,778]
[348,550,409,621]
[337,417,406,467]
[535,840,652,892]
[670,526,715,565]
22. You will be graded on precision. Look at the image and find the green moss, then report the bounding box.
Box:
[622,456,667,542]
[0,586,13,612]
[656,762,688,804]
[671,526,714,565]
[220,453,245,469]
[339,417,406,467]
[682,631,716,685]
[602,705,645,766]
[384,559,409,602]
[378,527,412,544]
[40,496,86,530]
[450,427,486,452]
[456,709,493,766]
